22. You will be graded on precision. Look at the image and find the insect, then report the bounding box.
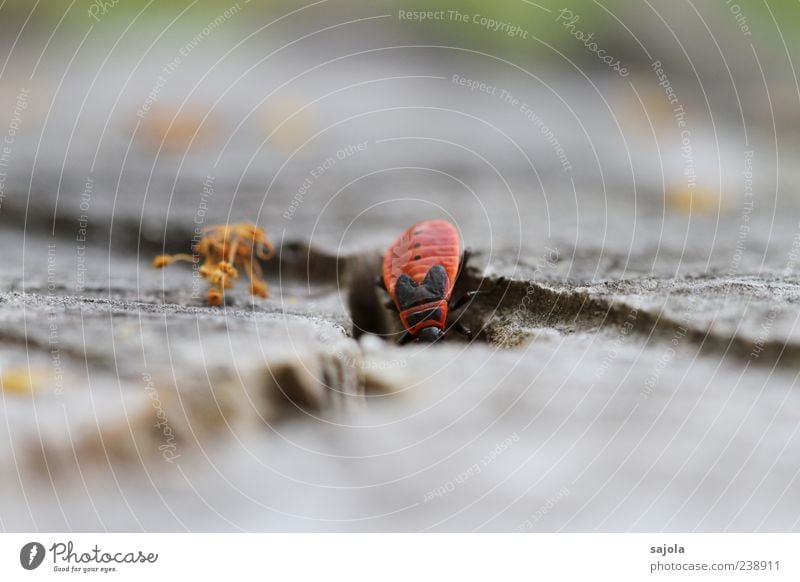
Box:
[153,222,275,305]
[379,219,476,344]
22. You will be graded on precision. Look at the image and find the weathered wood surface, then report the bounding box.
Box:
[1,8,799,531]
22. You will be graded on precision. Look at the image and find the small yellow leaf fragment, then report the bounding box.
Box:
[153,222,275,306]
[1,367,42,395]
[666,185,723,215]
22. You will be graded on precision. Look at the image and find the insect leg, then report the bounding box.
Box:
[457,247,472,278]
[384,300,399,313]
[448,321,473,340]
[450,290,480,311]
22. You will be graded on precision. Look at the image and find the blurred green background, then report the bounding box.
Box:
[2,0,797,59]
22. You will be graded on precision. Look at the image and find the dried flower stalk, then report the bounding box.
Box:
[153,222,275,305]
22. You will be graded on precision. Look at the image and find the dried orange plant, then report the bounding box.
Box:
[153,222,275,305]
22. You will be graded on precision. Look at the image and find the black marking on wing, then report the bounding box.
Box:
[406,307,443,327]
[395,274,418,309]
[395,265,450,310]
[422,264,448,297]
